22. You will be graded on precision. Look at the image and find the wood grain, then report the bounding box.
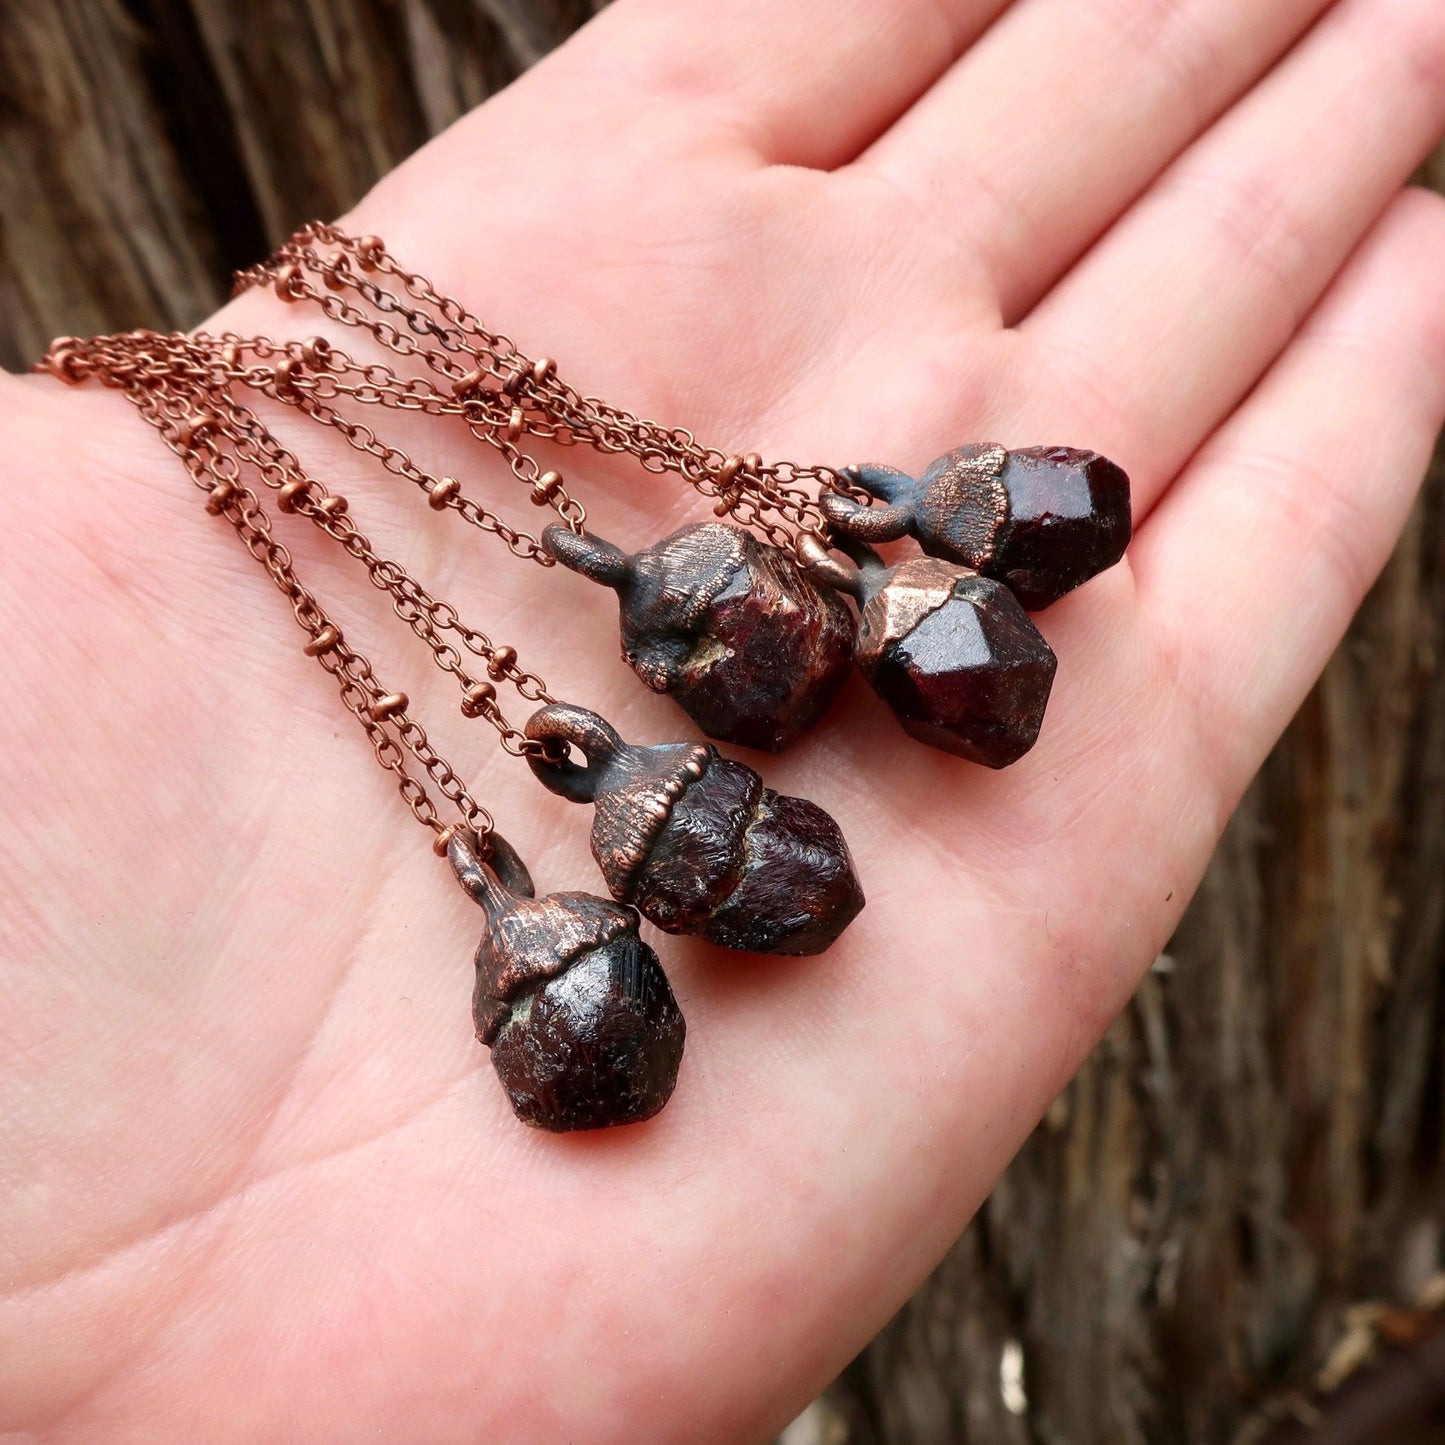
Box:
[1,4,1441,1439]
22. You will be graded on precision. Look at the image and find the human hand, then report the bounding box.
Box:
[3,0,1444,1439]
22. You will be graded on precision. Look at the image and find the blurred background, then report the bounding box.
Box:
[2,3,1442,1441]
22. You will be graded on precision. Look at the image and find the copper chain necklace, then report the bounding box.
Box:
[37,225,1131,1133]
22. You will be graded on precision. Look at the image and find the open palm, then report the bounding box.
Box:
[4,0,1445,1439]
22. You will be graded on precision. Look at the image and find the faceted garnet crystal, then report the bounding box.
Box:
[822,443,1132,611]
[524,703,864,956]
[543,521,855,751]
[853,555,1057,766]
[449,829,685,1132]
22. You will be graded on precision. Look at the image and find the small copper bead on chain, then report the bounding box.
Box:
[711,455,746,516]
[500,363,528,396]
[44,347,83,385]
[529,357,556,386]
[505,406,526,441]
[219,341,241,371]
[273,356,303,395]
[428,476,462,510]
[175,413,213,448]
[300,337,331,368]
[453,366,488,397]
[461,681,498,718]
[316,495,349,518]
[204,480,237,515]
[303,623,342,657]
[530,471,564,507]
[355,237,385,271]
[276,478,310,513]
[369,691,408,721]
[274,263,303,300]
[485,645,517,681]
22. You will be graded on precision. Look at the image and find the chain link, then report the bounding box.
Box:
[33,222,866,840]
[232,223,870,553]
[34,329,569,843]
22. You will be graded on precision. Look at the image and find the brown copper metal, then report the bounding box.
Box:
[163,396,488,832]
[460,681,498,717]
[524,703,864,955]
[850,546,1057,767]
[825,445,1132,611]
[32,232,872,824]
[303,623,342,656]
[794,530,862,596]
[273,357,301,394]
[530,470,564,505]
[486,645,517,679]
[42,344,84,384]
[431,820,471,857]
[428,476,462,509]
[229,224,867,555]
[205,480,237,514]
[544,520,854,751]
[449,827,685,1132]
[31,327,558,843]
[276,478,310,512]
[369,692,409,721]
[175,413,213,448]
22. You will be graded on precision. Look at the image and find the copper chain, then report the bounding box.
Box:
[36,224,865,844]
[232,222,870,553]
[38,328,572,847]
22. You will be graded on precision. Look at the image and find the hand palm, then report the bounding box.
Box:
[4,1,1445,1439]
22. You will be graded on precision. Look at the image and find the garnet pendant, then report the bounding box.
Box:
[523,703,865,955]
[844,549,1057,767]
[822,443,1131,610]
[448,829,685,1132]
[543,521,855,751]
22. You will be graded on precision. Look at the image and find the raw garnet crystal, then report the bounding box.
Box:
[854,555,1057,767]
[972,446,1132,610]
[524,704,864,956]
[824,443,1132,611]
[449,829,685,1132]
[543,521,855,752]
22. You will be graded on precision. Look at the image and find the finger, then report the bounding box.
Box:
[508,0,1015,170]
[1023,0,1445,520]
[1138,188,1445,798]
[855,0,1334,322]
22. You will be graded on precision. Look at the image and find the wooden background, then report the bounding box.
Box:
[2,3,1442,1440]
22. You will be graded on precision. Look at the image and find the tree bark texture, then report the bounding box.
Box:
[1,4,1441,1441]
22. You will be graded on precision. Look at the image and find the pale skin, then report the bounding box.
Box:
[2,0,1444,1437]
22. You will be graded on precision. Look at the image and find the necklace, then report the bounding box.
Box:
[231,225,1132,762]
[36,224,1130,1132]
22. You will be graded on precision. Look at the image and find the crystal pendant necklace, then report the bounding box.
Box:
[233,225,1133,764]
[36,223,1130,1131]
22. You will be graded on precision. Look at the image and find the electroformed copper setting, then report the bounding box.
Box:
[34,223,1133,1134]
